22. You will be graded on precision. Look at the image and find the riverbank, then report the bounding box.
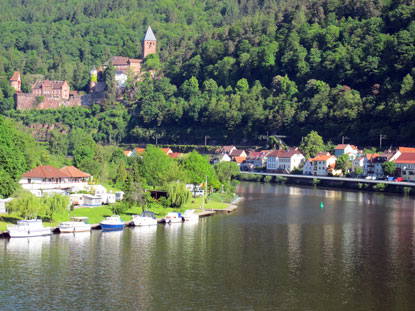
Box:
[0,194,241,237]
[239,172,415,196]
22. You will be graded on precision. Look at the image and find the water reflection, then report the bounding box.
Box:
[1,183,415,310]
[5,236,51,255]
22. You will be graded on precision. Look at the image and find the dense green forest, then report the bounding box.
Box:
[1,0,415,146]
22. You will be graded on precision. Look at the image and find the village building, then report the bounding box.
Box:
[394,152,415,181]
[243,150,271,170]
[267,148,305,173]
[19,165,91,195]
[302,159,313,175]
[363,153,379,176]
[334,144,359,160]
[229,149,247,159]
[352,156,365,174]
[102,26,157,89]
[12,75,81,110]
[211,153,232,164]
[303,152,337,176]
[373,150,401,177]
[219,146,237,155]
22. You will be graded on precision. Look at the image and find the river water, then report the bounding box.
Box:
[1,182,415,310]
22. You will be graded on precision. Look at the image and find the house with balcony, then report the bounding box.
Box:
[309,152,336,176]
[363,154,379,176]
[243,150,271,170]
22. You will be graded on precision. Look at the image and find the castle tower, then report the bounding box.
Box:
[90,66,97,93]
[9,71,21,93]
[142,26,157,59]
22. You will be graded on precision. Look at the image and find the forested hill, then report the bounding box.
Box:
[0,0,415,146]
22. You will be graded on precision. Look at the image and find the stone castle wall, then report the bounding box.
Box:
[16,93,82,110]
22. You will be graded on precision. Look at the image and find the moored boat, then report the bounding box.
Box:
[100,215,124,231]
[132,211,158,226]
[59,217,92,233]
[164,212,182,224]
[7,219,52,238]
[182,209,199,222]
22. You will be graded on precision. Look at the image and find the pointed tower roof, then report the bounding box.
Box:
[143,26,156,41]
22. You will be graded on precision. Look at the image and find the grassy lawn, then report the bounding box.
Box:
[183,196,229,212]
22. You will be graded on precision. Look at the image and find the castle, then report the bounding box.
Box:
[10,26,157,110]
[95,25,157,90]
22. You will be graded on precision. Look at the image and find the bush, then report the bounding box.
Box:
[263,175,272,182]
[373,183,386,192]
[276,176,287,184]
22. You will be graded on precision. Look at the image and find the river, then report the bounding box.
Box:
[1,182,415,310]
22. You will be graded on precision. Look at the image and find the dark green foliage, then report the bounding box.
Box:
[1,1,415,146]
[382,161,396,176]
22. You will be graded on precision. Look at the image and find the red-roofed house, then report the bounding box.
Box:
[124,150,132,157]
[310,152,336,176]
[334,144,358,159]
[59,166,91,182]
[19,165,90,193]
[395,153,415,181]
[244,150,271,169]
[267,148,305,173]
[233,156,246,165]
[398,147,415,154]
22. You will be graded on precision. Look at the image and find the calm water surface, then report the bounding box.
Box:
[1,182,415,310]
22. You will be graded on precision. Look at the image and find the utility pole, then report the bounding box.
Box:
[204,135,210,146]
[379,134,387,150]
[155,133,161,146]
[342,136,349,144]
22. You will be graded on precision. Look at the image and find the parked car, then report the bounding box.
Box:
[365,175,376,180]
[394,177,404,182]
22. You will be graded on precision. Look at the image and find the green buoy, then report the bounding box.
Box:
[320,201,324,208]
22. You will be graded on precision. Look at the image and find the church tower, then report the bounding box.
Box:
[142,26,157,59]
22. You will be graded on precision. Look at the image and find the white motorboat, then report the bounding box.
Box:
[132,211,158,226]
[164,212,182,224]
[59,217,92,233]
[182,209,199,222]
[100,215,124,231]
[7,219,52,238]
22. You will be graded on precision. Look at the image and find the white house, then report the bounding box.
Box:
[302,159,313,175]
[211,153,231,164]
[334,144,359,160]
[310,152,336,176]
[267,148,305,172]
[266,149,281,171]
[19,165,90,193]
[352,156,365,173]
